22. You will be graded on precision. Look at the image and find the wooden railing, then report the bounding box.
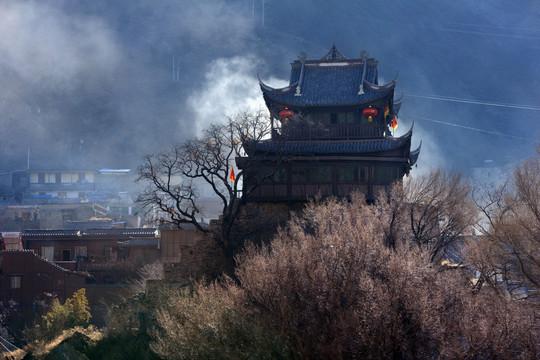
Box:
[276,124,386,140]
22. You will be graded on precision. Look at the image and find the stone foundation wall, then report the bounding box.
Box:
[232,201,304,245]
[160,202,305,284]
[161,226,227,285]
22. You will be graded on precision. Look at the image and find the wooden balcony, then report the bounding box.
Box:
[245,183,368,202]
[276,123,386,141]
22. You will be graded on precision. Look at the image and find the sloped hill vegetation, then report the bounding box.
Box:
[17,159,540,359]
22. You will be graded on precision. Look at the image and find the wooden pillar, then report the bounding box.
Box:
[367,165,373,201]
[332,164,338,196]
[286,162,292,203]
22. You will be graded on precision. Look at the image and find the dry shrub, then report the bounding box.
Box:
[379,170,478,262]
[26,289,91,345]
[441,291,538,359]
[102,290,161,360]
[470,154,540,298]
[24,326,102,359]
[150,279,297,360]
[130,261,164,295]
[236,195,538,359]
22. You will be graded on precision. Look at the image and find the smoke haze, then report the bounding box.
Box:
[187,55,287,134]
[1,0,538,175]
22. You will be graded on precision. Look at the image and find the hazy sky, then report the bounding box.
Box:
[1,0,539,174]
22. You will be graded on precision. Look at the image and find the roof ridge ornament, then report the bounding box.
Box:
[295,53,307,97]
[320,44,348,61]
[360,50,369,61]
[358,50,369,95]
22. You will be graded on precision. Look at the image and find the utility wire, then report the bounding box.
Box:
[409,115,538,142]
[441,20,540,33]
[0,335,18,353]
[405,93,540,111]
[408,26,540,40]
[372,18,540,40]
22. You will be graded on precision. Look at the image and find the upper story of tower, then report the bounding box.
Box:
[259,45,402,141]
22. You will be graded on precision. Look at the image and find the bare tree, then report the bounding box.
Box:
[376,170,478,263]
[468,148,540,298]
[404,170,478,262]
[130,261,164,295]
[136,111,272,257]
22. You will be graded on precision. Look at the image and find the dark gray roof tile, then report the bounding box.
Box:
[117,238,159,247]
[261,45,395,107]
[244,130,412,156]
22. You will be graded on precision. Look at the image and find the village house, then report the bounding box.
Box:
[0,249,89,338]
[0,168,143,231]
[11,169,97,201]
[21,228,160,284]
[0,250,89,306]
[0,224,172,337]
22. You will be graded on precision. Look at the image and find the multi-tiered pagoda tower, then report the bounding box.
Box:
[237,45,420,202]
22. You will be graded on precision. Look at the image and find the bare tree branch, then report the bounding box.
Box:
[136,110,276,257]
[466,150,540,298]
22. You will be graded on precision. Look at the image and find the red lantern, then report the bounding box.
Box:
[279,109,295,118]
[362,107,378,117]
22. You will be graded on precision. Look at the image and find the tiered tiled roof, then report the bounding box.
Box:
[259,45,397,107]
[244,129,412,156]
[244,123,421,167]
[409,141,422,167]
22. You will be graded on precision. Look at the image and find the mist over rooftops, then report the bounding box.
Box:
[0,0,538,175]
[98,169,131,173]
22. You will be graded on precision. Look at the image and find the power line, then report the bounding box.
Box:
[372,18,540,40]
[441,20,540,34]
[409,115,538,143]
[405,93,540,111]
[414,26,540,40]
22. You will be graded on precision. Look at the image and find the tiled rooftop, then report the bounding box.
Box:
[23,228,159,238]
[244,129,412,156]
[260,46,396,107]
[117,238,160,247]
